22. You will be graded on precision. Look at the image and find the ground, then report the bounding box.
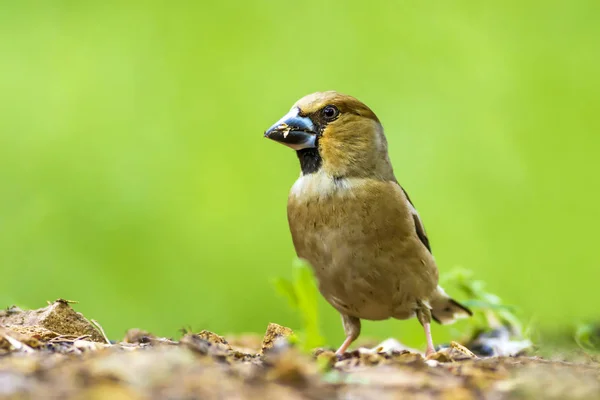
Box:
[0,300,598,400]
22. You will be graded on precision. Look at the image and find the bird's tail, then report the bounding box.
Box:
[430,286,472,325]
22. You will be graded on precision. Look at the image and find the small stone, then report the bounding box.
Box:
[123,329,155,344]
[0,300,104,342]
[449,341,478,359]
[196,330,232,351]
[316,350,337,371]
[427,341,478,363]
[393,351,424,364]
[425,359,440,367]
[260,323,294,354]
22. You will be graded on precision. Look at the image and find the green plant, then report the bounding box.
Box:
[442,267,524,336]
[272,258,325,352]
[575,323,599,353]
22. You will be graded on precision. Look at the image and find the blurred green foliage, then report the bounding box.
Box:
[442,268,523,334]
[273,258,324,351]
[1,1,599,347]
[575,323,600,353]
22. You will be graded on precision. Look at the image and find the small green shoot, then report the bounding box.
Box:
[575,323,599,353]
[272,258,325,352]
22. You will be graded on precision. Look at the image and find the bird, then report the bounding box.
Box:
[263,91,472,356]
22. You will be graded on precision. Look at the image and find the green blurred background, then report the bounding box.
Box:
[1,1,598,347]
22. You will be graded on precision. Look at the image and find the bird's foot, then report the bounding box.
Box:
[425,346,437,359]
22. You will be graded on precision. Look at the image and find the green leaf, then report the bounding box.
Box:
[292,258,325,350]
[272,277,298,309]
[271,258,325,352]
[575,324,598,352]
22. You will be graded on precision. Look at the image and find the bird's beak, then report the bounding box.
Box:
[264,107,317,150]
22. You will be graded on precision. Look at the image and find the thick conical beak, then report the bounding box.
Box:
[264,107,317,150]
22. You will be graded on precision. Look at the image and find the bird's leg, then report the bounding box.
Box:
[422,320,435,357]
[416,301,436,357]
[336,314,361,355]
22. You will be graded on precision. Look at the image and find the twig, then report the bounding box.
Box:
[48,299,79,305]
[49,334,91,343]
[91,319,111,345]
[2,333,35,353]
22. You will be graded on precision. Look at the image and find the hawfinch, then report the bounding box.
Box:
[264,91,472,356]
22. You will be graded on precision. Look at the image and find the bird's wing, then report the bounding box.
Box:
[398,184,432,253]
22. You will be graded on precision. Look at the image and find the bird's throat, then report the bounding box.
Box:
[296,148,322,175]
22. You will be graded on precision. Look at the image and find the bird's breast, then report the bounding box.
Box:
[286,173,438,320]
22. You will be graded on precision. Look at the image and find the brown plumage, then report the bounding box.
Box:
[264,91,471,356]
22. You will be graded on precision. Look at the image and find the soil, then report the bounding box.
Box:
[0,300,598,399]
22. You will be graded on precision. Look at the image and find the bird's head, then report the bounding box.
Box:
[264,91,395,179]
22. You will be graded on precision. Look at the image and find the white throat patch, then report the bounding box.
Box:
[290,172,363,200]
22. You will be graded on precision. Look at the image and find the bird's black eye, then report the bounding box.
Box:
[321,105,339,120]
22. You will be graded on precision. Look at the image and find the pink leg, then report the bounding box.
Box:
[416,301,436,357]
[335,336,355,355]
[336,314,361,355]
[423,321,436,357]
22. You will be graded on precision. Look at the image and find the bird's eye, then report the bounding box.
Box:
[322,105,339,120]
